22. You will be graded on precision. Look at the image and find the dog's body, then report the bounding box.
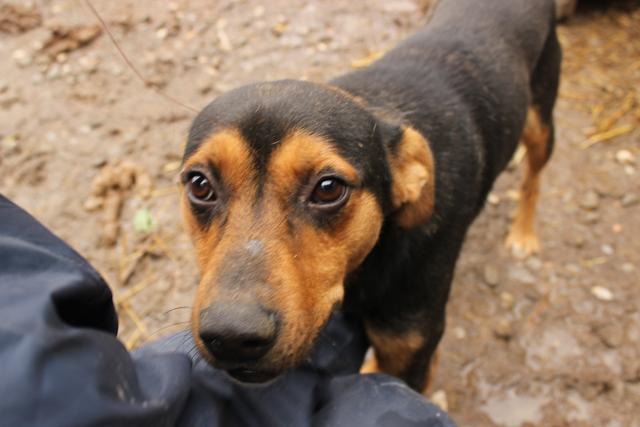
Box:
[181,0,561,393]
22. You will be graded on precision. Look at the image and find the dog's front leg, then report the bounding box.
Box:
[362,316,444,395]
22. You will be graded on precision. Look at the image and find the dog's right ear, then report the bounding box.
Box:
[386,126,436,229]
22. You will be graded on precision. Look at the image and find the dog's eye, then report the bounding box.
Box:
[309,177,349,208]
[188,173,216,203]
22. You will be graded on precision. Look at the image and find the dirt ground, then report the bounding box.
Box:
[1,1,639,426]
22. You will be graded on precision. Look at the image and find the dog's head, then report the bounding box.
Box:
[181,80,434,383]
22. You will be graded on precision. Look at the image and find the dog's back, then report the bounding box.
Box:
[333,0,560,224]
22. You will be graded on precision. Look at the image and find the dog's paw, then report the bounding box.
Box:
[505,227,540,258]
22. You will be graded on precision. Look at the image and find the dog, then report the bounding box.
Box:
[180,0,561,393]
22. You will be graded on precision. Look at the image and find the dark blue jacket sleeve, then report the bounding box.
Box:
[0,194,456,427]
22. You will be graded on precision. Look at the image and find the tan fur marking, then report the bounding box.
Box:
[261,130,383,365]
[389,127,436,229]
[181,129,258,350]
[182,129,255,194]
[506,107,550,256]
[424,348,440,395]
[360,352,380,374]
[364,326,425,380]
[362,329,440,394]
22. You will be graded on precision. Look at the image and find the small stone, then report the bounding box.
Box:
[601,244,614,255]
[580,190,599,210]
[493,317,513,340]
[197,77,213,95]
[430,390,448,411]
[156,27,169,39]
[453,326,466,339]
[621,263,635,273]
[487,192,500,205]
[572,235,586,248]
[12,49,33,67]
[483,264,500,288]
[46,64,61,80]
[621,193,639,208]
[591,286,613,301]
[615,150,635,165]
[500,292,515,310]
[91,157,107,168]
[78,55,100,73]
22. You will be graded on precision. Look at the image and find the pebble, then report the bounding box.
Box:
[493,317,513,340]
[487,192,500,205]
[591,286,613,301]
[78,55,100,73]
[453,326,466,339]
[580,190,599,210]
[12,49,33,67]
[46,64,61,80]
[615,149,635,165]
[156,27,169,39]
[621,263,635,273]
[197,77,213,94]
[500,291,515,310]
[483,264,500,288]
[601,244,614,255]
[621,193,639,208]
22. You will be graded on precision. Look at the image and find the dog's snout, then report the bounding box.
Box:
[199,302,277,363]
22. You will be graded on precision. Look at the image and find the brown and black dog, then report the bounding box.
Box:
[180,0,561,393]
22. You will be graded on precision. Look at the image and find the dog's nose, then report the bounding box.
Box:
[198,302,277,363]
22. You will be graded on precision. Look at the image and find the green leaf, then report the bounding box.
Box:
[133,208,156,234]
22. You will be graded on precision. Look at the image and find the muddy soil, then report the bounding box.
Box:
[1,1,638,426]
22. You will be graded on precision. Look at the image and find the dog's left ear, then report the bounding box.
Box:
[387,126,435,229]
